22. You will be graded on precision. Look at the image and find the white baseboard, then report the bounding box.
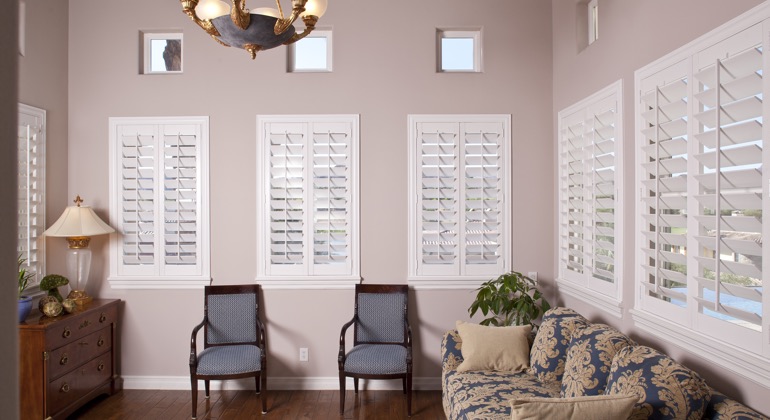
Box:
[122,376,442,391]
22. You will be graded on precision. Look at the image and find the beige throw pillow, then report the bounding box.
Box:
[455,321,531,372]
[510,395,637,420]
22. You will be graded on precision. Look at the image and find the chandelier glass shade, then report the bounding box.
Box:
[181,0,328,59]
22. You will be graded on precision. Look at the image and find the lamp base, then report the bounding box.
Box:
[68,290,93,306]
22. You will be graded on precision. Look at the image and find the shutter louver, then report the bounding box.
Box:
[692,32,764,328]
[163,126,199,266]
[120,125,157,267]
[268,123,306,266]
[17,104,46,286]
[639,65,690,305]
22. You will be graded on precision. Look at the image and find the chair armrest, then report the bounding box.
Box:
[256,316,267,351]
[441,329,463,373]
[190,318,206,366]
[338,316,356,369]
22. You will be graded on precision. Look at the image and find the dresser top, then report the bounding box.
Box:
[19,299,120,330]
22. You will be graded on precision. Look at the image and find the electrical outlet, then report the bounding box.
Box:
[527,271,538,285]
[299,347,309,362]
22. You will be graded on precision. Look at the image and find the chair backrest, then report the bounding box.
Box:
[204,284,260,346]
[354,284,408,345]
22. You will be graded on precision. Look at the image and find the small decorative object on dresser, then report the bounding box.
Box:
[17,254,35,323]
[19,299,121,420]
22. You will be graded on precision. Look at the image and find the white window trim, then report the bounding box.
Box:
[407,114,511,290]
[437,28,482,73]
[287,28,332,73]
[108,116,211,289]
[255,114,360,289]
[587,0,598,45]
[556,80,624,319]
[633,1,770,385]
[18,103,46,291]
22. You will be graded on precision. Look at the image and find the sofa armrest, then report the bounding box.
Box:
[703,390,768,420]
[441,329,464,373]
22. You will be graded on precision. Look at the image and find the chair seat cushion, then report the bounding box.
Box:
[196,344,262,375]
[344,344,407,375]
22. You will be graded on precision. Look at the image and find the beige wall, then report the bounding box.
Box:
[2,0,19,417]
[551,0,768,415]
[63,0,554,384]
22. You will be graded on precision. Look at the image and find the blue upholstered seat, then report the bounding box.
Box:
[197,344,262,375]
[344,344,407,375]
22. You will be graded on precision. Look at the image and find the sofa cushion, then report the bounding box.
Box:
[560,324,635,397]
[510,394,638,420]
[606,345,712,420]
[443,370,561,420]
[528,314,589,383]
[455,321,531,373]
[542,307,584,321]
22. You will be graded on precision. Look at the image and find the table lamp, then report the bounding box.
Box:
[44,195,115,305]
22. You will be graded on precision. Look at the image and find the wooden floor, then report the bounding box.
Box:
[67,389,445,420]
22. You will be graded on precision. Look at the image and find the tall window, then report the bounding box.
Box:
[18,103,46,287]
[635,7,769,380]
[557,81,623,315]
[256,115,360,288]
[108,117,210,288]
[408,115,511,288]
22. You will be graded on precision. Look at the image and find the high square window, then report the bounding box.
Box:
[437,29,481,73]
[288,29,333,72]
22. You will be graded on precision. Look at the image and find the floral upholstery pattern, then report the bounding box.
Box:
[703,391,769,420]
[528,314,589,383]
[606,345,712,420]
[560,323,635,397]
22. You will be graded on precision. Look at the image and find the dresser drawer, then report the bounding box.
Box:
[47,353,113,415]
[47,326,112,381]
[44,304,117,348]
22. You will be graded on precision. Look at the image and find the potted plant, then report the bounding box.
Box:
[18,254,35,323]
[468,271,551,328]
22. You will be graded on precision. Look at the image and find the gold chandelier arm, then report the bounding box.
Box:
[284,15,318,44]
[180,0,223,37]
[274,0,307,35]
[211,34,231,47]
[230,0,251,30]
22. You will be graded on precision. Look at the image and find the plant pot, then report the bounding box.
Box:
[18,296,33,323]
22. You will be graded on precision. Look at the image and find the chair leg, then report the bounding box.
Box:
[191,376,198,419]
[406,372,412,417]
[255,375,260,394]
[261,372,268,414]
[204,380,210,398]
[402,377,406,394]
[354,377,359,394]
[339,372,346,414]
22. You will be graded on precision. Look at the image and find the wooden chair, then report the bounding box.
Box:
[338,284,412,416]
[189,284,267,418]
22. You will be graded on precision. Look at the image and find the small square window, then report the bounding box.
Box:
[588,0,599,44]
[288,29,332,72]
[141,31,183,74]
[437,29,481,73]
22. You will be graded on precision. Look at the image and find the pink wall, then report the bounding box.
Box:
[63,0,554,385]
[551,0,768,415]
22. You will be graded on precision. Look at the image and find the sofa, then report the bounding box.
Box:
[442,307,768,419]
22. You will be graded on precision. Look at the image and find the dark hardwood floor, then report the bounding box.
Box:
[67,389,445,420]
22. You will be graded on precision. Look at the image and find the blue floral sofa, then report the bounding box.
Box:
[442,308,768,419]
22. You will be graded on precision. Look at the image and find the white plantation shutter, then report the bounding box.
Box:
[257,115,359,284]
[17,104,46,287]
[558,81,623,302]
[409,115,510,284]
[109,117,210,288]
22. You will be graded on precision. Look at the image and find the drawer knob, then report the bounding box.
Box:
[60,354,68,366]
[97,337,105,347]
[60,383,70,393]
[99,313,108,323]
[97,362,105,372]
[62,328,71,339]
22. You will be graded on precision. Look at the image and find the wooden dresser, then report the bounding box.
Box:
[19,299,120,420]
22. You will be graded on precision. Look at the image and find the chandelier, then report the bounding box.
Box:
[180,0,328,59]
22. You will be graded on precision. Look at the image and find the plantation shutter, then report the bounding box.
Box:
[259,115,358,280]
[412,115,509,279]
[110,117,209,283]
[17,104,46,286]
[691,25,764,327]
[639,60,691,306]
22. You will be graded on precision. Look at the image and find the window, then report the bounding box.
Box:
[437,29,481,73]
[256,115,360,288]
[141,31,183,74]
[557,80,623,316]
[108,117,210,288]
[587,0,598,45]
[408,115,511,288]
[635,5,769,383]
[288,29,332,72]
[18,103,46,288]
